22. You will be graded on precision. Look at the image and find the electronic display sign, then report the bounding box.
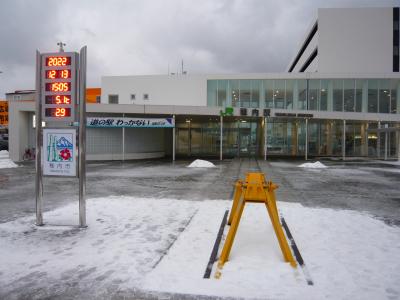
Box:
[41,52,77,122]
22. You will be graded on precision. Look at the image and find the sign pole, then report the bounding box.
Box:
[35,50,43,226]
[78,46,87,228]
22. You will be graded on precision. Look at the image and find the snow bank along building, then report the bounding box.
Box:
[8,7,400,161]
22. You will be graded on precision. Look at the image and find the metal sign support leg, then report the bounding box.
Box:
[172,115,176,161]
[78,46,87,228]
[35,50,43,226]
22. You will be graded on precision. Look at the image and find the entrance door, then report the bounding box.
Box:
[238,121,258,157]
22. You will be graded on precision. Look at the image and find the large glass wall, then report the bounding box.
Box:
[207,78,400,114]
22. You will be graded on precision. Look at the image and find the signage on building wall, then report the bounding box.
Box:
[0,101,8,126]
[43,128,76,176]
[41,52,78,122]
[87,117,175,128]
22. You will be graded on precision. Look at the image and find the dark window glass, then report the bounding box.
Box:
[308,80,319,110]
[333,80,343,111]
[108,95,118,104]
[264,80,274,108]
[274,80,285,109]
[344,79,355,112]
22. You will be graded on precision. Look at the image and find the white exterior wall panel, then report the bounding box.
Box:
[101,75,207,106]
[318,7,393,73]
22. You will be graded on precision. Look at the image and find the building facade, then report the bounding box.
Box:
[7,7,400,161]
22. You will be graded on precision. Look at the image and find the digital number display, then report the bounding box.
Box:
[45,95,71,104]
[46,56,71,67]
[45,108,71,118]
[46,69,71,79]
[45,82,71,92]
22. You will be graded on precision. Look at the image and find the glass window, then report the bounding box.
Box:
[108,94,118,104]
[251,80,261,108]
[368,79,378,113]
[239,80,251,108]
[308,80,319,110]
[230,80,240,107]
[131,94,136,101]
[333,80,343,111]
[217,80,227,107]
[143,94,149,100]
[207,80,218,106]
[264,80,274,108]
[274,80,285,109]
[355,79,366,112]
[379,79,390,113]
[285,80,294,109]
[297,80,307,110]
[343,79,355,112]
[320,80,328,111]
[390,79,399,113]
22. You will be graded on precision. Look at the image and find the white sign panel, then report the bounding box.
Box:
[43,128,77,177]
[87,117,175,128]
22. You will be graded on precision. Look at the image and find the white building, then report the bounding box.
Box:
[287,7,399,73]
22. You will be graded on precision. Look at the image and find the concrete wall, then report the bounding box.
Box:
[8,101,34,161]
[101,75,207,106]
[318,7,393,73]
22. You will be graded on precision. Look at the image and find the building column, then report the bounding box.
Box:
[305,118,308,160]
[397,129,400,161]
[188,119,191,157]
[264,117,267,160]
[291,122,297,156]
[122,113,125,161]
[172,115,176,161]
[385,131,388,160]
[342,119,346,160]
[220,115,223,161]
[377,121,381,158]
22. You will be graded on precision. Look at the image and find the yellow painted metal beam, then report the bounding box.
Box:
[215,172,296,278]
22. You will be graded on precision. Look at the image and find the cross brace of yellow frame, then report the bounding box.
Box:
[215,172,296,278]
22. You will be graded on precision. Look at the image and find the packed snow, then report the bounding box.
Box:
[298,161,327,169]
[0,150,18,169]
[187,159,216,168]
[1,196,399,299]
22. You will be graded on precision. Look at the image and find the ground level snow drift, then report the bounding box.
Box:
[0,197,399,299]
[187,159,216,168]
[298,161,327,169]
[0,150,18,169]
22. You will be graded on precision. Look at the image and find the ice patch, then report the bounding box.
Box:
[0,150,18,169]
[187,159,216,168]
[298,161,327,169]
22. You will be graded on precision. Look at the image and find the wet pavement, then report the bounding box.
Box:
[1,158,400,225]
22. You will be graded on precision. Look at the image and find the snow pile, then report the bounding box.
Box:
[0,150,9,158]
[298,161,327,169]
[0,150,18,169]
[187,159,216,168]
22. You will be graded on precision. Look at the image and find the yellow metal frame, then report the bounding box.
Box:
[216,173,296,278]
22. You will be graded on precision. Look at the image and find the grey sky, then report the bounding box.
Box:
[0,0,398,98]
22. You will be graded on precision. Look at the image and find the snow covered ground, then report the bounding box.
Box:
[0,150,18,169]
[1,196,399,299]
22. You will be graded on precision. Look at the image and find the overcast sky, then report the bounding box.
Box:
[0,0,398,98]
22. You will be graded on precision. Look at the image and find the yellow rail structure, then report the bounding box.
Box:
[215,172,296,278]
